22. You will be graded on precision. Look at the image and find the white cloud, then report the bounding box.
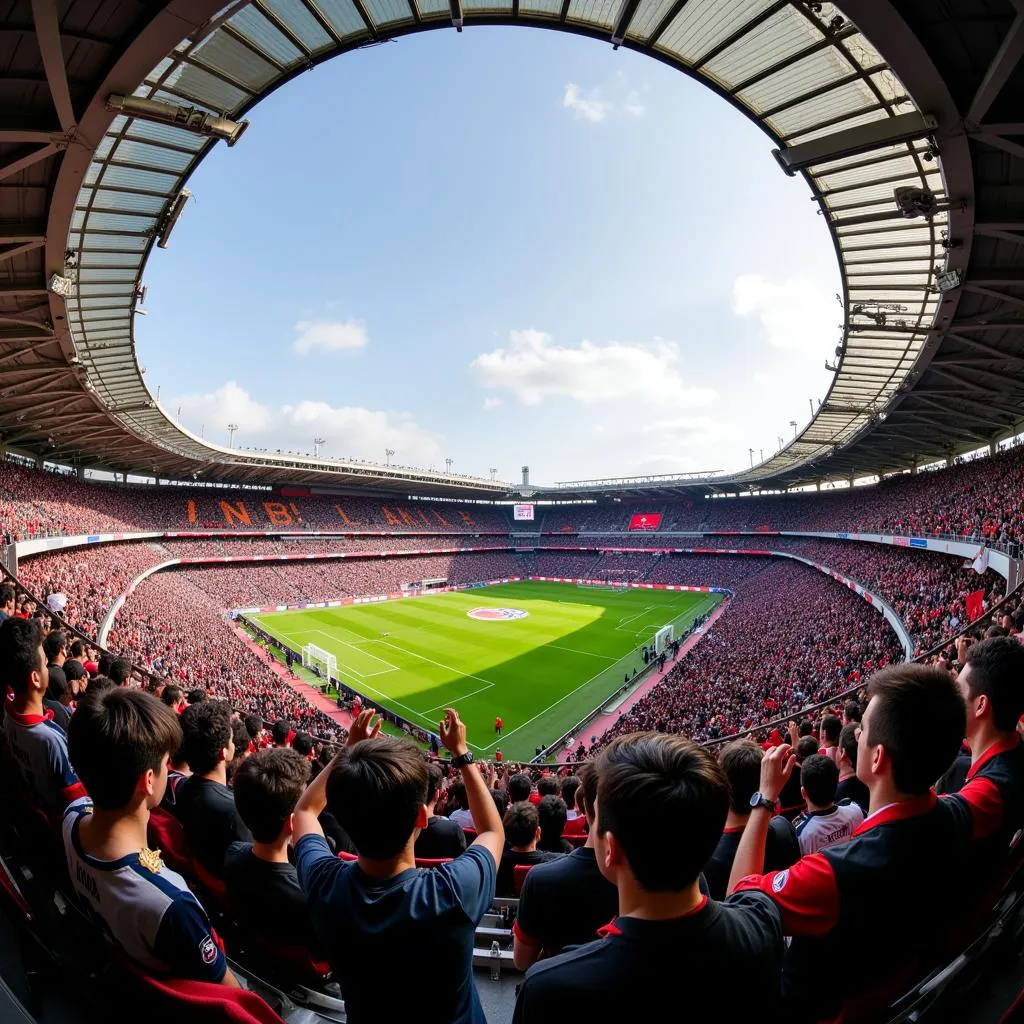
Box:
[482,396,503,411]
[471,329,716,408]
[563,80,645,122]
[731,275,838,355]
[292,318,368,355]
[563,83,613,123]
[170,380,439,463]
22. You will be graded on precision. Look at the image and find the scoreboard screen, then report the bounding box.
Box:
[628,512,663,531]
[513,503,535,521]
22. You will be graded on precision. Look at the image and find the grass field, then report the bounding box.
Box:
[250,582,721,760]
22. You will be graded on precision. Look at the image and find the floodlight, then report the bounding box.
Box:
[935,269,962,292]
[106,94,248,145]
[157,190,191,250]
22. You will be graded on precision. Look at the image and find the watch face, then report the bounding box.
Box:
[749,792,761,808]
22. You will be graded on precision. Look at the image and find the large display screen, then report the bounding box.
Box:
[628,512,663,531]
[513,503,535,521]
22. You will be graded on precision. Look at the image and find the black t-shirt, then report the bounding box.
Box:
[515,847,619,954]
[702,818,799,902]
[835,775,871,814]
[537,835,573,855]
[175,775,251,876]
[223,842,317,952]
[415,815,468,860]
[512,893,783,1023]
[496,849,563,897]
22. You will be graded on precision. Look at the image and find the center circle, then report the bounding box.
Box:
[467,607,529,621]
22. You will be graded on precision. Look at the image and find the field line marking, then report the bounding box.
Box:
[545,643,616,661]
[613,604,658,631]
[421,680,496,714]
[313,630,399,673]
[373,639,500,692]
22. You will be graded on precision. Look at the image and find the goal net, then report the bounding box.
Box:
[653,624,674,655]
[302,643,337,682]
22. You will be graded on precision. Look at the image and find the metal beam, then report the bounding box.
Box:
[610,0,641,48]
[30,0,77,134]
[966,12,1024,124]
[961,283,1024,313]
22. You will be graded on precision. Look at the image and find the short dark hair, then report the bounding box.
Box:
[796,736,820,761]
[821,714,842,744]
[179,700,233,775]
[838,723,859,770]
[244,715,262,740]
[447,779,468,810]
[232,747,310,842]
[963,636,1024,733]
[843,700,862,723]
[576,760,597,817]
[801,754,839,807]
[507,773,532,803]
[64,659,87,684]
[719,740,763,813]
[0,617,43,696]
[85,675,115,698]
[537,776,559,797]
[538,794,567,841]
[325,737,427,859]
[108,658,132,685]
[797,720,814,737]
[0,584,15,608]
[186,687,207,705]
[160,684,182,707]
[560,775,579,809]
[425,762,444,805]
[271,719,291,745]
[69,639,85,659]
[865,664,965,795]
[68,689,182,810]
[597,732,729,891]
[504,801,539,847]
[43,630,67,661]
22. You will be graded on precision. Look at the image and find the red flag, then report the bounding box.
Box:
[965,589,985,622]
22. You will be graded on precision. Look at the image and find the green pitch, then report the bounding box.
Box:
[250,581,721,760]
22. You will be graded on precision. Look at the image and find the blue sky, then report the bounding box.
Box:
[137,27,841,485]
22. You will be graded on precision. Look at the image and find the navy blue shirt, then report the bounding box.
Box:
[295,835,496,1024]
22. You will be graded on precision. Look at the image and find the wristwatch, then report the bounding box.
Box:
[452,750,475,770]
[749,792,779,815]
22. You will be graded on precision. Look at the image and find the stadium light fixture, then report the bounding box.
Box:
[935,268,962,292]
[227,423,238,448]
[385,447,395,466]
[157,189,191,250]
[49,272,74,297]
[445,457,453,474]
[790,420,798,439]
[106,94,249,146]
[314,437,326,459]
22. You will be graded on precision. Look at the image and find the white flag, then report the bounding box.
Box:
[971,547,989,575]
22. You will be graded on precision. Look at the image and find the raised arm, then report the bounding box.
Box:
[293,709,381,841]
[440,708,504,865]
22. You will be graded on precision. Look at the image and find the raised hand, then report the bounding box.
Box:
[439,708,469,758]
[760,742,796,802]
[346,708,382,746]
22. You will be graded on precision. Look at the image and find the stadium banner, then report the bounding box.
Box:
[628,513,663,531]
[513,503,535,521]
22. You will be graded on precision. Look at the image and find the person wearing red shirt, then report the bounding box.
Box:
[728,664,972,1022]
[495,715,503,736]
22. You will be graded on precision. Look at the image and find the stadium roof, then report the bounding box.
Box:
[1,0,1022,497]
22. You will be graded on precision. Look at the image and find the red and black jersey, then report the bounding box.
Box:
[736,792,972,1021]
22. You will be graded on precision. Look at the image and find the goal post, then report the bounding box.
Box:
[653,624,674,655]
[301,643,337,683]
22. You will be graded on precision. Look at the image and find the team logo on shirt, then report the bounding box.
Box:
[772,870,790,893]
[200,936,218,965]
[467,608,529,621]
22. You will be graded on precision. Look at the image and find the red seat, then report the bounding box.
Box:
[415,857,452,869]
[147,807,193,877]
[337,850,359,862]
[565,834,588,849]
[513,863,533,896]
[191,858,231,915]
[463,828,478,842]
[123,959,286,1024]
[245,933,331,985]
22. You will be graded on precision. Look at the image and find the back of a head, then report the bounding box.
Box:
[821,714,842,744]
[109,658,131,686]
[326,737,428,859]
[864,664,966,795]
[85,674,115,698]
[597,731,729,891]
[64,660,87,686]
[0,584,14,609]
[796,736,820,762]
[508,773,532,803]
[537,776,559,797]
[838,723,859,770]
[801,754,839,807]
[425,762,444,805]
[233,747,311,842]
[69,639,85,659]
[43,630,66,662]
[180,700,233,775]
[538,794,567,838]
[963,635,1024,733]
[68,689,182,810]
[186,687,208,705]
[843,700,862,724]
[576,761,597,818]
[292,731,313,757]
[798,720,814,738]
[0,616,43,696]
[560,775,579,808]
[504,801,539,848]
[244,715,262,741]
[719,739,764,813]
[160,683,182,708]
[448,779,468,810]
[271,719,291,745]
